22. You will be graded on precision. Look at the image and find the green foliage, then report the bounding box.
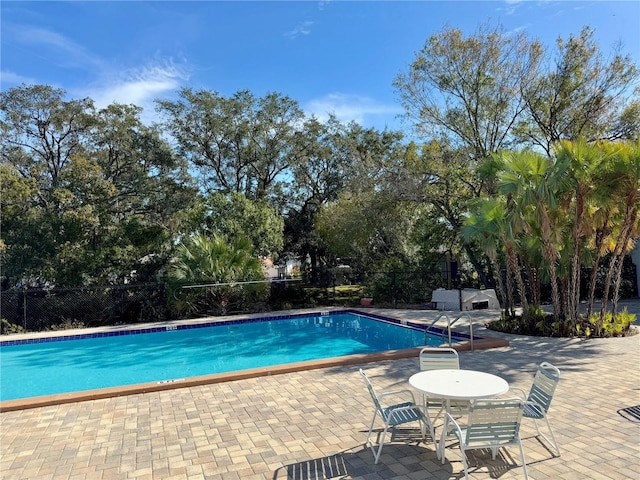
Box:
[316,190,420,271]
[2,21,638,321]
[394,22,542,160]
[489,305,556,336]
[1,85,197,287]
[44,319,86,331]
[583,308,637,338]
[156,88,306,202]
[490,305,637,338]
[169,233,267,315]
[518,27,639,155]
[189,192,284,258]
[0,319,25,335]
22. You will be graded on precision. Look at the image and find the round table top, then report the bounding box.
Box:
[409,369,509,400]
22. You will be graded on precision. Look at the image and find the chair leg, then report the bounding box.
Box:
[459,446,471,480]
[533,416,561,456]
[491,446,498,459]
[366,412,378,460]
[518,439,529,480]
[439,418,451,463]
[373,424,391,464]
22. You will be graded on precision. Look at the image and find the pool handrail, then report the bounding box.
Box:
[423,312,474,351]
[450,312,474,352]
[423,313,451,347]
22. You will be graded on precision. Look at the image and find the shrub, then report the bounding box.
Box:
[1,318,25,335]
[579,308,637,338]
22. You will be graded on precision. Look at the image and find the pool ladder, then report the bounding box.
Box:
[423,312,474,351]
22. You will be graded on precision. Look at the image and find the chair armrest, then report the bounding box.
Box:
[523,399,546,416]
[379,389,418,404]
[440,412,463,464]
[508,386,528,400]
[443,412,463,435]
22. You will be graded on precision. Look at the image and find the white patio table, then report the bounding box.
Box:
[409,369,509,458]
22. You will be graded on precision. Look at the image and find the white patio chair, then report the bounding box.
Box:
[418,347,469,425]
[419,346,461,371]
[440,397,528,480]
[510,361,561,455]
[359,368,429,464]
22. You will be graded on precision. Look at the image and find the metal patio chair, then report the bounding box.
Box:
[440,397,528,480]
[359,368,429,464]
[510,361,561,455]
[418,347,469,427]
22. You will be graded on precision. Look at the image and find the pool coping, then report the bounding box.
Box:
[0,308,508,412]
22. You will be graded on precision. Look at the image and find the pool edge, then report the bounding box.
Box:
[0,335,508,412]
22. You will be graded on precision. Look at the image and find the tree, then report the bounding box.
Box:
[168,233,265,315]
[495,149,570,323]
[597,140,640,319]
[519,27,640,155]
[463,197,529,318]
[184,191,284,258]
[156,89,306,203]
[393,24,542,292]
[392,140,497,289]
[1,85,196,285]
[0,84,95,204]
[285,118,407,281]
[1,85,97,284]
[553,139,611,323]
[394,23,541,161]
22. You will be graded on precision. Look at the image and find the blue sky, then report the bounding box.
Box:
[2,1,639,131]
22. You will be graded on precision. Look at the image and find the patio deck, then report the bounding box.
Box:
[1,303,639,480]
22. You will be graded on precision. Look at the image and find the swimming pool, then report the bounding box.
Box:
[0,309,469,403]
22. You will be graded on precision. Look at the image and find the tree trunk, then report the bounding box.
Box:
[506,244,529,318]
[489,256,509,317]
[586,222,609,318]
[600,197,637,318]
[539,207,562,322]
[568,192,585,324]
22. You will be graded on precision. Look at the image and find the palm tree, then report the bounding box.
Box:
[463,196,529,318]
[169,233,265,315]
[598,140,640,318]
[554,139,611,324]
[496,150,569,323]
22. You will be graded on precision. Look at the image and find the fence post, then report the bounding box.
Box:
[332,274,336,304]
[22,287,28,330]
[392,271,397,308]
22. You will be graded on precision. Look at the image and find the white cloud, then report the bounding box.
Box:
[0,70,36,88]
[6,24,189,124]
[15,26,106,71]
[83,60,190,124]
[305,93,402,128]
[71,63,188,126]
[284,21,314,39]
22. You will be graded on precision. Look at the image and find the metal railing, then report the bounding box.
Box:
[423,311,474,351]
[424,313,452,346]
[450,312,474,351]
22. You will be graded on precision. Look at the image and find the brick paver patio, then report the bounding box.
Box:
[2,304,639,479]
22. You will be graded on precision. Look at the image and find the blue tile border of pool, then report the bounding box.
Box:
[0,309,471,346]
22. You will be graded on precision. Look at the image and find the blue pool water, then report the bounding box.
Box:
[0,311,454,401]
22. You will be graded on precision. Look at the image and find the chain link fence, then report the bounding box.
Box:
[1,283,169,332]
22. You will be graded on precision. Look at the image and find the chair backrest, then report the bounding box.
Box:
[527,362,560,413]
[359,369,383,413]
[419,347,460,371]
[463,398,524,447]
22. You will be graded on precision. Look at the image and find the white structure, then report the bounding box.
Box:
[431,288,500,311]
